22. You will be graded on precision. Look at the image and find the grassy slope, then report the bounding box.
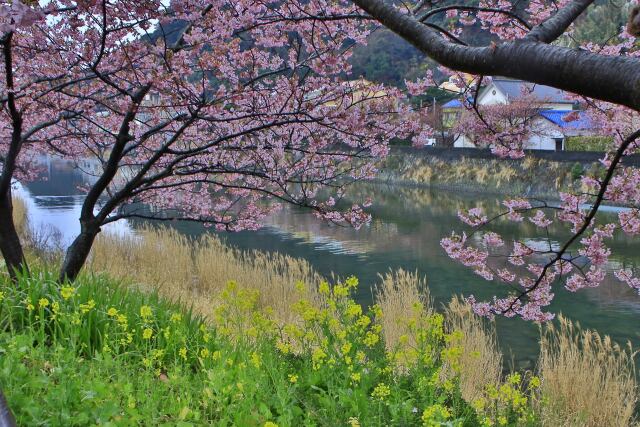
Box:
[0,270,480,426]
[2,209,635,426]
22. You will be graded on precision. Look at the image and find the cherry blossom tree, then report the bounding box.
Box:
[352,0,640,321]
[0,0,420,281]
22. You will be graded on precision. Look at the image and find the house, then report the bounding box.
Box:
[449,78,596,151]
[304,79,391,108]
[438,73,475,94]
[474,78,576,110]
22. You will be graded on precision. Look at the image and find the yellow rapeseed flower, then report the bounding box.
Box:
[341,342,352,355]
[356,315,371,328]
[508,372,521,385]
[363,331,379,347]
[370,304,382,318]
[117,314,128,330]
[333,285,348,298]
[421,404,451,426]
[250,352,262,369]
[140,305,152,319]
[371,383,391,401]
[528,376,541,389]
[345,302,362,318]
[170,313,182,323]
[60,286,76,300]
[143,328,153,339]
[345,276,359,289]
[318,281,330,295]
[107,307,118,317]
[79,299,96,314]
[200,348,210,359]
[38,298,49,308]
[288,374,298,384]
[179,347,187,360]
[312,348,327,370]
[264,422,278,427]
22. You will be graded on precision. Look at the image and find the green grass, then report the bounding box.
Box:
[0,270,491,426]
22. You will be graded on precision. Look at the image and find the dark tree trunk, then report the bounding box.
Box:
[0,389,16,427]
[59,225,99,283]
[0,188,27,280]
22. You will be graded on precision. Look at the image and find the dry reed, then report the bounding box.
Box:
[443,296,502,403]
[88,226,322,323]
[375,269,432,354]
[537,315,637,427]
[12,196,28,238]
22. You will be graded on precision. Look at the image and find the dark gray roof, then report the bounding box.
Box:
[491,78,574,103]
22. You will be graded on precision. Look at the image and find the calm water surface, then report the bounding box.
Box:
[17,158,640,368]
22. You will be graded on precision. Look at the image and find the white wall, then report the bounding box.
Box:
[525,118,564,150]
[454,117,564,151]
[477,84,508,106]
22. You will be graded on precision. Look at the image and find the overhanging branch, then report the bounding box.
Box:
[351,0,640,111]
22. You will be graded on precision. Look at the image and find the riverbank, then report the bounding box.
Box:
[1,263,637,426]
[379,147,610,200]
[3,199,637,425]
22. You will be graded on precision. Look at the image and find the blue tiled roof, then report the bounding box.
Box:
[442,99,462,108]
[538,110,593,130]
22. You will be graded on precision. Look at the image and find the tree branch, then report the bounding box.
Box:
[351,0,640,111]
[418,5,531,30]
[525,0,595,43]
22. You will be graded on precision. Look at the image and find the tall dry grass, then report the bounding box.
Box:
[12,196,28,238]
[443,296,502,403]
[374,269,435,370]
[374,273,502,401]
[536,315,637,427]
[88,226,322,323]
[195,235,322,323]
[375,269,432,353]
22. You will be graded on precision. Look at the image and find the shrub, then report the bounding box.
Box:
[565,136,613,152]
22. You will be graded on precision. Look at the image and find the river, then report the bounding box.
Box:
[16,157,640,369]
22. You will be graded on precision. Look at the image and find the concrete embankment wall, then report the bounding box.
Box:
[390,146,640,166]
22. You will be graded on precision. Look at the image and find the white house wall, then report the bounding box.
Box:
[477,84,508,106]
[453,134,475,148]
[454,117,565,151]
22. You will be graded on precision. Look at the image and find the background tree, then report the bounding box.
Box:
[0,0,421,282]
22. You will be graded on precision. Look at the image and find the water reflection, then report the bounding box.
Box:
[16,157,640,368]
